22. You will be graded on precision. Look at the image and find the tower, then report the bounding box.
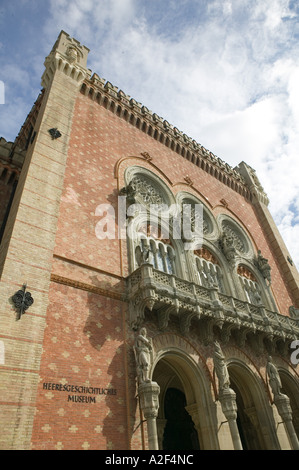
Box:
[0,31,298,450]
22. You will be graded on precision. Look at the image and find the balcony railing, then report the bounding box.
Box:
[127,263,299,352]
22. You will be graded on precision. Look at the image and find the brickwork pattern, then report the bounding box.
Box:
[31,283,129,450]
[28,90,298,449]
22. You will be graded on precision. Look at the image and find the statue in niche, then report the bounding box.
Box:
[256,250,271,285]
[213,341,231,394]
[134,328,153,384]
[248,285,262,306]
[252,288,262,306]
[266,356,282,398]
[135,240,154,266]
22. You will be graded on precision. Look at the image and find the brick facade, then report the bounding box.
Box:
[0,31,299,451]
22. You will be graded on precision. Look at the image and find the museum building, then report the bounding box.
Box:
[0,31,299,450]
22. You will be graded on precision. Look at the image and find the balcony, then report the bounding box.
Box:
[127,263,299,354]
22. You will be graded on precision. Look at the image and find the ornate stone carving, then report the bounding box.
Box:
[138,381,160,450]
[127,263,299,349]
[66,45,80,63]
[41,31,90,88]
[141,152,153,161]
[266,356,282,399]
[184,175,193,186]
[255,250,271,285]
[213,341,231,394]
[129,176,164,206]
[138,381,160,419]
[134,328,153,384]
[222,222,246,253]
[135,244,152,266]
[219,232,237,266]
[119,181,136,204]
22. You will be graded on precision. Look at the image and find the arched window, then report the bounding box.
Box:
[194,248,225,293]
[237,265,263,306]
[136,224,176,275]
[124,166,180,276]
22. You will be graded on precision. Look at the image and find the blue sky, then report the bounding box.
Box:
[1,0,299,269]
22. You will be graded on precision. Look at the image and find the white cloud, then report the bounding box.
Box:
[41,0,299,266]
[2,0,298,267]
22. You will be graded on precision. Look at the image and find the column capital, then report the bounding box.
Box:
[138,381,160,420]
[218,388,238,421]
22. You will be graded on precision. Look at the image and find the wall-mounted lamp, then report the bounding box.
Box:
[12,283,34,320]
[48,128,62,140]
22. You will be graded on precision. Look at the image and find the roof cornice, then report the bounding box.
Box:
[81,73,267,203]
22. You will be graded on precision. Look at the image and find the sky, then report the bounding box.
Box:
[0,0,299,269]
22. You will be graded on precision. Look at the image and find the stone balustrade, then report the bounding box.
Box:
[127,263,299,353]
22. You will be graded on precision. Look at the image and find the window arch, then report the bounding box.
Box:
[134,224,177,275]
[124,166,182,276]
[237,265,264,306]
[194,247,226,293]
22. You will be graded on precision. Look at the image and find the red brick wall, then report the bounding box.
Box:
[31,89,294,449]
[58,92,292,312]
[31,283,130,450]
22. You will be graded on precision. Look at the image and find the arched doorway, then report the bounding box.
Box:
[280,371,299,439]
[230,376,261,450]
[152,351,216,450]
[163,388,200,450]
[228,361,280,450]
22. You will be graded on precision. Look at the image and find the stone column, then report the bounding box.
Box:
[138,381,160,450]
[219,388,243,450]
[275,394,299,450]
[266,356,299,450]
[213,341,243,450]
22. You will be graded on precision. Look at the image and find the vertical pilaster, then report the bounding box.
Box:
[0,31,90,449]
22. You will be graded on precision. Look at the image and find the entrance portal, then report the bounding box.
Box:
[152,357,201,450]
[162,388,200,450]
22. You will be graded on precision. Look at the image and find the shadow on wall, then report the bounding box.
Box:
[84,274,137,450]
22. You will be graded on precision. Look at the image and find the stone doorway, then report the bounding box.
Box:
[162,387,200,450]
[152,357,202,450]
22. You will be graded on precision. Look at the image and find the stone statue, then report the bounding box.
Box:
[134,328,152,383]
[256,250,271,285]
[266,356,282,398]
[213,341,230,393]
[135,245,152,266]
[119,181,136,204]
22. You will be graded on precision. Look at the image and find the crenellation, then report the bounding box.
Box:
[79,78,251,198]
